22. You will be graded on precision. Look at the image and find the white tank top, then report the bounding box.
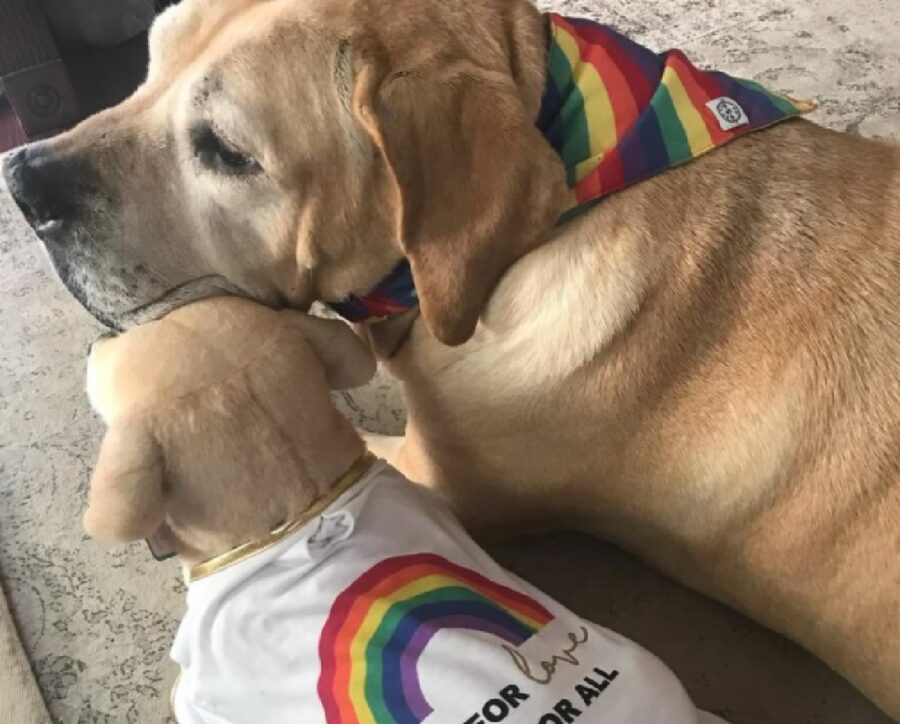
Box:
[170,460,727,724]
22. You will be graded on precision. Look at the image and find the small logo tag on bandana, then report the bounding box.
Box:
[706,97,750,131]
[307,511,355,554]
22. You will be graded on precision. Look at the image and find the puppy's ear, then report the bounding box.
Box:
[351,20,569,346]
[84,419,166,544]
[286,313,377,389]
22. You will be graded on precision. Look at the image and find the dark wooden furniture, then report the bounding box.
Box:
[0,0,177,152]
[0,0,80,142]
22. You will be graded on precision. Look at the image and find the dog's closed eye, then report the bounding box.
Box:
[191,125,262,176]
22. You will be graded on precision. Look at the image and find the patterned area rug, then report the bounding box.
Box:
[0,0,897,722]
[0,577,50,723]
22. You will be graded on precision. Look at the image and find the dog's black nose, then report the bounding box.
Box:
[2,145,74,229]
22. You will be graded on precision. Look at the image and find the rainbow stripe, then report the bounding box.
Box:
[317,553,554,723]
[327,260,418,323]
[538,13,814,221]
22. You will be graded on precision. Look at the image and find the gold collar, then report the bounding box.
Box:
[187,452,377,584]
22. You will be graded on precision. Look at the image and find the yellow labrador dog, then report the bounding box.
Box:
[3,0,899,717]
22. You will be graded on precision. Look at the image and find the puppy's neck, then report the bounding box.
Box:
[183,449,377,583]
[165,419,367,568]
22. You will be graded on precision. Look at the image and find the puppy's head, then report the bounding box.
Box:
[2,0,567,345]
[83,297,374,562]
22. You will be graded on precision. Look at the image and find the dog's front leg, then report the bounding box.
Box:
[360,432,408,470]
[359,431,441,493]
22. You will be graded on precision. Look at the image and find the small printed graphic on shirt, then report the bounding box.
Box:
[706,96,750,131]
[307,511,354,553]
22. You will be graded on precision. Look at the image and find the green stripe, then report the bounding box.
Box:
[650,83,689,164]
[556,199,600,227]
[548,43,590,186]
[734,78,800,115]
[363,586,499,719]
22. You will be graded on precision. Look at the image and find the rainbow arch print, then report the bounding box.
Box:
[317,553,554,724]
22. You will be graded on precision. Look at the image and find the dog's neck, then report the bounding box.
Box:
[324,12,811,329]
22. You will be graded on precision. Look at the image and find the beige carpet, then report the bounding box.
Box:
[0,579,50,723]
[0,0,898,722]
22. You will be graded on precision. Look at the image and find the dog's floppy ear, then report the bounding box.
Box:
[286,312,377,389]
[84,419,166,544]
[351,28,569,346]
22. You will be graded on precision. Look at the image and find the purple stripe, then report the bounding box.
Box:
[399,615,527,720]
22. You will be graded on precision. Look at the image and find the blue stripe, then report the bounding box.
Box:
[536,77,566,152]
[710,72,785,125]
[627,105,671,179]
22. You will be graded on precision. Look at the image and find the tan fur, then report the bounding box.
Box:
[85,298,375,565]
[378,121,900,717]
[26,0,900,717]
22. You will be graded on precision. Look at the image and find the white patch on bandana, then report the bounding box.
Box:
[706,97,750,131]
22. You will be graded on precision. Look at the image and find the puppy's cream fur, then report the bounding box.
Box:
[85,298,375,566]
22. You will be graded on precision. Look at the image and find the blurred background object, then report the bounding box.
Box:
[0,0,176,153]
[39,0,158,47]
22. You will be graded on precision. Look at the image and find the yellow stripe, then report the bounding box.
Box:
[554,26,617,182]
[661,66,712,156]
[347,573,544,720]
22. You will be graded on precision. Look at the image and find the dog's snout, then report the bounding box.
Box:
[2,145,76,229]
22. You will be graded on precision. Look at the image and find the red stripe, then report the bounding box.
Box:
[566,18,657,102]
[597,145,627,197]
[667,51,730,145]
[574,144,627,202]
[575,167,603,203]
[676,49,728,102]
[363,294,409,316]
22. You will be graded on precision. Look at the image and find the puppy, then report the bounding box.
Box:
[84,297,726,724]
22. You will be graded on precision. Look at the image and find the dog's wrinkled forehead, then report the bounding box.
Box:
[145,0,345,168]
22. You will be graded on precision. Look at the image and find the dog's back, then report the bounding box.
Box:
[386,117,900,717]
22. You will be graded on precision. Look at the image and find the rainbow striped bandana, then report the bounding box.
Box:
[327,13,813,324]
[541,12,814,223]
